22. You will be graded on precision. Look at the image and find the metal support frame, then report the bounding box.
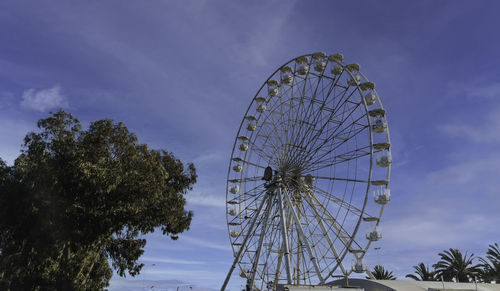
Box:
[247,192,274,291]
[283,187,325,284]
[221,194,270,291]
[302,189,347,279]
[277,185,293,284]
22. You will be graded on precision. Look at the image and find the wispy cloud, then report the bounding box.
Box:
[187,192,226,208]
[140,256,206,265]
[20,85,68,112]
[108,277,217,291]
[426,154,500,186]
[180,235,231,251]
[140,268,222,280]
[464,82,500,100]
[439,105,500,144]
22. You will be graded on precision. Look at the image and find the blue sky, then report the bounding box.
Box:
[1,0,500,290]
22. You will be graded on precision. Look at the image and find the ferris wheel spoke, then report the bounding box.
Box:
[300,101,367,168]
[304,143,371,172]
[296,201,330,278]
[250,129,281,162]
[306,189,364,252]
[288,78,324,155]
[304,145,371,173]
[302,124,370,171]
[290,76,339,157]
[300,190,349,278]
[285,76,313,159]
[311,185,372,219]
[309,175,368,184]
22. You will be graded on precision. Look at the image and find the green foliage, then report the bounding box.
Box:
[0,111,197,290]
[479,243,500,283]
[366,265,396,280]
[433,248,481,283]
[405,262,437,281]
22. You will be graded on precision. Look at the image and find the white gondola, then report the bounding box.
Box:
[247,123,256,131]
[233,164,243,172]
[372,115,387,133]
[374,187,391,205]
[267,80,279,97]
[352,258,367,273]
[296,56,309,75]
[376,150,392,167]
[255,96,267,113]
[229,185,239,194]
[346,63,360,72]
[280,66,293,84]
[230,230,239,238]
[331,64,343,75]
[366,226,382,241]
[328,53,344,62]
[312,52,327,72]
[348,74,361,86]
[364,92,377,106]
[239,143,249,151]
[228,208,238,216]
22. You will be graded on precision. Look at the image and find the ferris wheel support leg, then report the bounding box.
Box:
[277,186,293,284]
[283,189,325,284]
[308,191,355,254]
[247,193,274,291]
[365,263,376,280]
[221,194,270,291]
[302,190,347,279]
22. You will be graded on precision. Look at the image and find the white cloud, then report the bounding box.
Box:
[139,268,222,280]
[140,256,206,265]
[20,85,68,112]
[108,278,216,291]
[180,235,231,251]
[426,154,500,186]
[439,106,500,143]
[187,192,226,208]
[464,82,500,100]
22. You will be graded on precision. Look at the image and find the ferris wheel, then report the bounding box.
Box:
[221,52,392,291]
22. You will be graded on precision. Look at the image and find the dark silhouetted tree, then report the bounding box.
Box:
[0,111,197,290]
[433,248,481,282]
[405,262,437,281]
[479,243,500,283]
[366,265,396,280]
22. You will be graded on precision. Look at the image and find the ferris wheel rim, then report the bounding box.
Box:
[224,52,391,289]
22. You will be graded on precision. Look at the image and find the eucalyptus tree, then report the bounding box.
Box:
[0,111,197,290]
[366,265,396,280]
[405,262,437,281]
[433,248,481,282]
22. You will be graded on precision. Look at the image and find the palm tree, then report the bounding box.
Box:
[479,243,500,283]
[366,265,396,280]
[433,248,481,282]
[405,262,437,281]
